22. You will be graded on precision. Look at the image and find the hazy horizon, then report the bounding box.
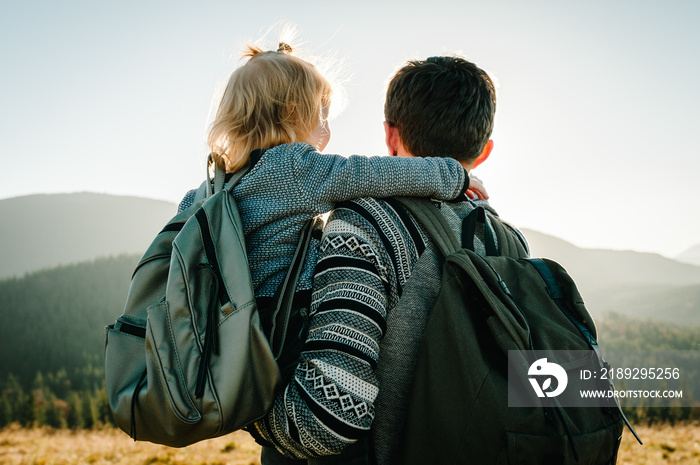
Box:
[2,1,698,258]
[0,191,700,266]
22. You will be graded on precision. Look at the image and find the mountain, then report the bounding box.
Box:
[521,229,700,288]
[586,282,700,324]
[0,193,177,279]
[1,192,699,325]
[677,243,700,266]
[520,228,700,323]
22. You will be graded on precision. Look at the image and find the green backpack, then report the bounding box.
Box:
[394,197,639,465]
[104,160,315,447]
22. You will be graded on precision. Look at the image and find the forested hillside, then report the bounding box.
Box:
[0,256,698,428]
[0,254,139,390]
[596,312,700,424]
[597,312,700,351]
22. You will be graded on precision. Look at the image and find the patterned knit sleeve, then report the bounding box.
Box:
[292,145,469,211]
[251,203,393,458]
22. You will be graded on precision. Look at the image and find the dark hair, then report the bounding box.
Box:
[384,56,496,162]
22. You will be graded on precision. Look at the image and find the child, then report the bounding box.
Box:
[178,42,486,371]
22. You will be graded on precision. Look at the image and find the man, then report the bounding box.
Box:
[251,55,527,464]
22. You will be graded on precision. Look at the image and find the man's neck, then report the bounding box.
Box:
[395,149,475,171]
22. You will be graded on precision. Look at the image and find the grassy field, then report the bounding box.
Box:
[0,423,698,464]
[617,423,700,464]
[0,425,262,465]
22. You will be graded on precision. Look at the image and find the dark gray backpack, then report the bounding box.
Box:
[105,161,315,447]
[394,197,639,465]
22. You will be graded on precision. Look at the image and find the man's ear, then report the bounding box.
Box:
[472,140,494,169]
[384,121,400,156]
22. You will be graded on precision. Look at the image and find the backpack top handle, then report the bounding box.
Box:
[461,206,498,255]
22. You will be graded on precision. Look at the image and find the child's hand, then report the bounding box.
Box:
[466,175,488,200]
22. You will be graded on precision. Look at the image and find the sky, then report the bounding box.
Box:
[1,0,698,258]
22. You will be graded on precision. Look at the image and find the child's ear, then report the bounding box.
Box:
[472,140,494,169]
[384,121,400,156]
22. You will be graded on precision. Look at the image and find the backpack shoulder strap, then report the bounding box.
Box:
[204,154,251,196]
[269,216,320,359]
[461,206,498,255]
[223,165,250,193]
[394,197,460,257]
[206,154,227,195]
[488,214,529,258]
[396,197,528,259]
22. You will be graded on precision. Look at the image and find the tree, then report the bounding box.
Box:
[0,393,11,427]
[66,391,84,429]
[50,368,71,399]
[96,387,115,426]
[17,389,36,427]
[81,391,96,429]
[43,394,66,429]
[32,372,45,393]
[2,374,23,424]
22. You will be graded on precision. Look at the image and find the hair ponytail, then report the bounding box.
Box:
[242,44,263,59]
[277,42,293,53]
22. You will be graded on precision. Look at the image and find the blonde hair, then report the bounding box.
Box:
[208,42,333,172]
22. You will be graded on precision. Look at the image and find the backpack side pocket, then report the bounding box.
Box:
[105,316,147,435]
[145,301,201,424]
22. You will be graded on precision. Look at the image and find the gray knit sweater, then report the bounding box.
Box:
[177,142,469,299]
